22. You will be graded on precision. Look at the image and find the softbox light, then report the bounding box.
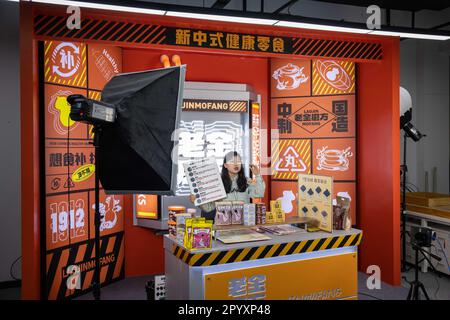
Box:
[99,65,186,195]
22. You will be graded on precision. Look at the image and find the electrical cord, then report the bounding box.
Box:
[358,292,383,300]
[9,256,21,281]
[435,238,450,271]
[432,269,440,300]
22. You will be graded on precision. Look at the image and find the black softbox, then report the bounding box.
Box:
[99,65,186,195]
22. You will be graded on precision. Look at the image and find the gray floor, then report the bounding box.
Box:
[2,270,449,300]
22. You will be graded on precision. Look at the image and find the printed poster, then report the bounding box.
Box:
[297,173,333,232]
[183,158,226,206]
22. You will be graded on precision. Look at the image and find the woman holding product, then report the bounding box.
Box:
[189,151,265,220]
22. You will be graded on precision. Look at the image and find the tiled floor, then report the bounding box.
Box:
[2,270,449,300]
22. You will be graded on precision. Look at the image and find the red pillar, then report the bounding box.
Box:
[357,38,401,285]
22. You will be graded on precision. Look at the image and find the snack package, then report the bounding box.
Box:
[333,196,351,230]
[266,211,276,224]
[271,200,285,223]
[175,213,194,243]
[215,201,232,226]
[184,217,205,249]
[191,220,213,250]
[231,201,244,225]
[168,206,186,238]
[255,203,266,225]
[168,212,177,238]
[183,218,192,249]
[243,203,256,226]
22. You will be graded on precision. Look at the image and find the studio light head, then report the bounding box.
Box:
[67,94,116,125]
[411,226,433,247]
[403,121,424,142]
[399,88,425,142]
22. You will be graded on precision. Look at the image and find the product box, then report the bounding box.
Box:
[243,203,256,226]
[168,206,186,238]
[215,201,232,226]
[271,200,286,223]
[175,213,193,243]
[231,201,244,225]
[266,211,276,224]
[255,203,266,225]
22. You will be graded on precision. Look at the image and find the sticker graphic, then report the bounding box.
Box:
[313,138,355,181]
[92,195,122,232]
[46,193,89,250]
[271,181,298,218]
[271,58,311,97]
[288,101,335,134]
[88,44,122,91]
[313,60,355,95]
[45,85,88,139]
[271,96,355,139]
[272,139,311,180]
[272,63,309,90]
[277,190,296,214]
[89,191,124,237]
[316,146,353,171]
[72,164,95,182]
[44,41,86,87]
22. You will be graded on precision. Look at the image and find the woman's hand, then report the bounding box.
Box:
[189,194,196,204]
[250,164,260,176]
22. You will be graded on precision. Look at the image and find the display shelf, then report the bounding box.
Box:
[136,218,168,230]
[213,216,312,232]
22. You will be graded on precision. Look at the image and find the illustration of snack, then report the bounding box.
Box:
[316,146,353,171]
[315,60,352,91]
[272,63,309,90]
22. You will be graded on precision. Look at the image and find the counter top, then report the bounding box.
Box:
[164,228,362,267]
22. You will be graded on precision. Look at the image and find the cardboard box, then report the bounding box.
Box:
[255,203,266,225]
[243,203,256,226]
[231,201,244,225]
[271,200,285,223]
[266,211,276,224]
[215,201,232,225]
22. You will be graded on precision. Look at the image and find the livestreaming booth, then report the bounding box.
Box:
[20,1,401,300]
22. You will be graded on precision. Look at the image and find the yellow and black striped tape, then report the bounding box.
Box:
[228,101,247,112]
[172,232,362,267]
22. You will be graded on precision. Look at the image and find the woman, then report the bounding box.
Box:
[189,151,265,220]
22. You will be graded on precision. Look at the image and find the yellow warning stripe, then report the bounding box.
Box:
[172,232,362,267]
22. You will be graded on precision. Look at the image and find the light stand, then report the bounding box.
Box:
[405,243,440,300]
[92,125,102,301]
[399,108,425,272]
[401,133,409,272]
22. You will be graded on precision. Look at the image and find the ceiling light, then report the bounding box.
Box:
[30,0,166,15]
[275,21,371,34]
[370,30,450,41]
[166,11,278,25]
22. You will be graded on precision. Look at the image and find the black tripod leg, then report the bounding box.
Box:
[419,283,430,300]
[407,284,413,300]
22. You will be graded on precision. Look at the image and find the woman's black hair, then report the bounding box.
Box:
[221,151,248,193]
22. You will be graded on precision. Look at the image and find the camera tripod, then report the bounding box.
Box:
[405,242,441,300]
